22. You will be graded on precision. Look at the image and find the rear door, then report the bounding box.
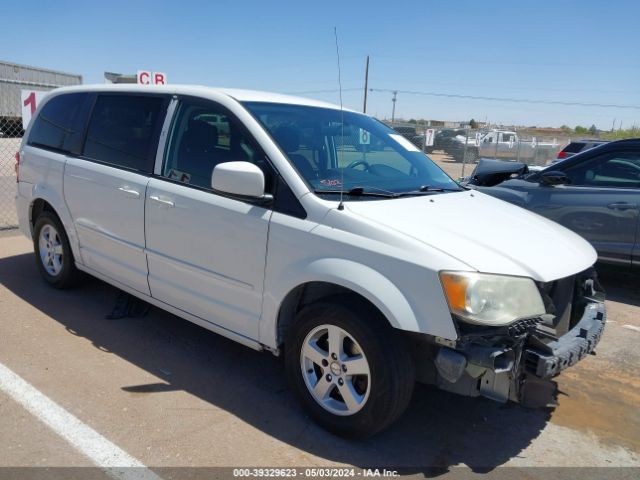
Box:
[144,96,273,339]
[64,93,168,294]
[527,149,640,266]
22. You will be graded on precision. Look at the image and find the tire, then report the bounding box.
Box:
[33,211,81,289]
[285,298,414,437]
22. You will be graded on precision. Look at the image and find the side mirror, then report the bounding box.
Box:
[540,170,569,186]
[212,161,272,202]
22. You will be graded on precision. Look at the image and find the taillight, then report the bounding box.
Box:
[15,151,20,182]
[557,151,567,159]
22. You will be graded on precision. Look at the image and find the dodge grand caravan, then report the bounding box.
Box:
[15,85,606,437]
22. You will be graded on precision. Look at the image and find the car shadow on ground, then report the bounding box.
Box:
[597,268,640,308]
[0,252,555,474]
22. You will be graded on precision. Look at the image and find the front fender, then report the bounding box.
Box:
[260,257,427,349]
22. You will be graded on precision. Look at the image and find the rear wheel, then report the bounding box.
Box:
[285,299,414,437]
[33,211,81,289]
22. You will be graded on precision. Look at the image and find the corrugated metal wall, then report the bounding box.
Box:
[0,61,82,117]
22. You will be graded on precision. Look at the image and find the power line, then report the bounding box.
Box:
[369,88,640,110]
[285,88,360,94]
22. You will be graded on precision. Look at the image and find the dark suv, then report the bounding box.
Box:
[557,139,608,160]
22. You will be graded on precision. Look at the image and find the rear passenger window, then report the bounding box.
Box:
[83,95,166,172]
[28,93,89,154]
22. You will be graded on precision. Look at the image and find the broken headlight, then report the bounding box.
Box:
[439,271,546,326]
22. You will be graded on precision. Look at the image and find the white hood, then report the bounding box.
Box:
[344,190,597,282]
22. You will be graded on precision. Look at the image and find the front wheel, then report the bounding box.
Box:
[285,299,414,437]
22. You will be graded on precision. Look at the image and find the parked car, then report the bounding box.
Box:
[390,125,425,150]
[16,84,605,437]
[433,128,466,153]
[556,139,608,160]
[466,139,640,270]
[449,130,559,164]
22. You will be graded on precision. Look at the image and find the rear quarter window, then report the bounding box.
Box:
[562,142,585,153]
[83,94,167,172]
[28,93,90,154]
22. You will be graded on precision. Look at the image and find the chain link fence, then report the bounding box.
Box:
[0,60,82,230]
[0,88,22,230]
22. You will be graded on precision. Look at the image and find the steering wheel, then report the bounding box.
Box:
[346,160,371,171]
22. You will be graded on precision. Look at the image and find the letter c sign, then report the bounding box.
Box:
[137,70,167,85]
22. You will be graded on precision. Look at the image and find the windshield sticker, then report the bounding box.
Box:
[389,134,420,152]
[319,179,342,187]
[167,169,191,184]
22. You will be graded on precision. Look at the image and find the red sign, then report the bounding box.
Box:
[137,70,167,85]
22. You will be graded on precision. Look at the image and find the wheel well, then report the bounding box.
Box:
[276,282,385,347]
[30,199,57,230]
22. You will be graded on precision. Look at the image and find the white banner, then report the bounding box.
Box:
[425,128,435,147]
[21,90,49,130]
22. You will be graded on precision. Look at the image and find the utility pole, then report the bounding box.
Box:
[363,55,369,113]
[391,90,398,123]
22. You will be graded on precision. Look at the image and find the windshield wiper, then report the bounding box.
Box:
[314,185,463,199]
[390,185,463,197]
[313,187,397,198]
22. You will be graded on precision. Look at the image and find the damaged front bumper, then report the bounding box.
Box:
[426,272,606,407]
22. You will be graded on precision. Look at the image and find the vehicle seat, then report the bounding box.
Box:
[177,120,220,187]
[272,126,316,179]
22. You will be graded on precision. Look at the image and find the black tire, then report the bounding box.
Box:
[33,211,81,289]
[285,297,414,438]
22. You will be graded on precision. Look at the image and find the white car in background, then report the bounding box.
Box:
[15,84,605,437]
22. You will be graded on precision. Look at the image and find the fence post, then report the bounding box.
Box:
[461,128,470,179]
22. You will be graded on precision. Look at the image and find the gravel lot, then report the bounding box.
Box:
[0,232,638,478]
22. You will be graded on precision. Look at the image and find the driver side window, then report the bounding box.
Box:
[564,151,640,189]
[163,98,271,190]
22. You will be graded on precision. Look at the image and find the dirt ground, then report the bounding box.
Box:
[0,232,638,477]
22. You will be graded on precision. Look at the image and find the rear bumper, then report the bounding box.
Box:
[15,183,32,239]
[524,301,605,378]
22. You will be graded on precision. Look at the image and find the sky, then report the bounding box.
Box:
[3,0,640,129]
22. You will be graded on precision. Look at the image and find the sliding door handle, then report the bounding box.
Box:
[149,195,175,208]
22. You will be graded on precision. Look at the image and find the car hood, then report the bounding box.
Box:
[343,191,596,282]
[466,158,530,186]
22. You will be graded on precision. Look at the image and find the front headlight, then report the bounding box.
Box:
[439,271,546,326]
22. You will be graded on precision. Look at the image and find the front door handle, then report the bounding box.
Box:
[149,195,175,208]
[607,202,638,210]
[117,187,140,199]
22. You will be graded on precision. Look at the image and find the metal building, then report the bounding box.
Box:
[0,60,82,134]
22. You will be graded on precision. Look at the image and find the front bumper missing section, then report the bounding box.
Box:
[433,300,606,406]
[524,301,606,378]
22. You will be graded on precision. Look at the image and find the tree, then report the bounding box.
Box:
[588,124,597,135]
[469,118,478,129]
[574,125,588,134]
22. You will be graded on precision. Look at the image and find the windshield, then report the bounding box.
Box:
[243,102,461,198]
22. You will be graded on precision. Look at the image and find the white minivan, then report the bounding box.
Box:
[15,85,605,437]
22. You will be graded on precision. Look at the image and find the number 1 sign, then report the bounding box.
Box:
[21,90,49,130]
